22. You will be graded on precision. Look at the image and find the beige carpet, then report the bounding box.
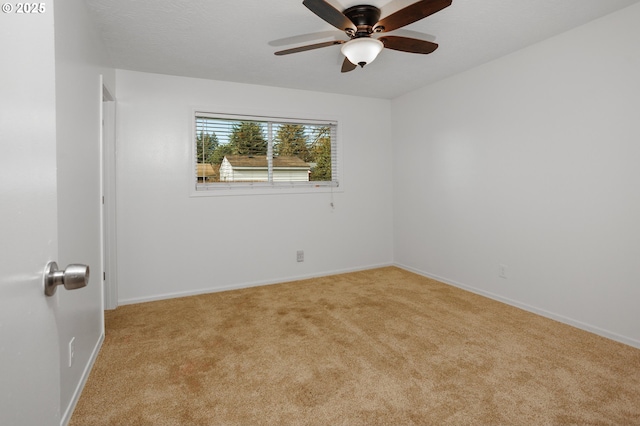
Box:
[71,267,640,425]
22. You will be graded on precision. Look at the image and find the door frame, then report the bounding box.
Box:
[101,78,118,310]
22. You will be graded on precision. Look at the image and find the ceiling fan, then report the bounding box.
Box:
[275,0,452,72]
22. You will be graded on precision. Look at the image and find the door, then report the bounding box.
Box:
[0,10,62,426]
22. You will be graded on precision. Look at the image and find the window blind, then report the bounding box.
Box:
[194,112,338,191]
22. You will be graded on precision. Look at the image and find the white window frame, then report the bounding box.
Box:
[189,109,342,197]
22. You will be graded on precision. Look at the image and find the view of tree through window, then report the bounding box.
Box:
[195,114,337,188]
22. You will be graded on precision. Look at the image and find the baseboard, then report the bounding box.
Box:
[395,263,640,350]
[60,332,105,426]
[118,262,395,306]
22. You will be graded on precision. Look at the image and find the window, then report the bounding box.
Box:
[193,112,338,193]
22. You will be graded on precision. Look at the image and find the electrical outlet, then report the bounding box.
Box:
[498,264,508,279]
[297,250,304,262]
[68,337,75,367]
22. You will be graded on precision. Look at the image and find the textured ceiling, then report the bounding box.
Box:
[84,0,640,99]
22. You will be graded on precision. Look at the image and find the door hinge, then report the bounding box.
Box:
[102,196,105,205]
[103,272,106,281]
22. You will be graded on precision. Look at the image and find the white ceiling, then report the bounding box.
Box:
[84,0,640,99]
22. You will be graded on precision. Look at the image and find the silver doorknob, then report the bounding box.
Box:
[44,261,90,296]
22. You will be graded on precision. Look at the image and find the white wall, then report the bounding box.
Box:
[54,0,115,423]
[115,70,393,303]
[392,3,640,348]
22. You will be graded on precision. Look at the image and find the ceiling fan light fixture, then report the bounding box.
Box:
[341,37,384,67]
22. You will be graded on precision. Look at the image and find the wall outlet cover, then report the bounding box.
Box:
[68,337,75,367]
[499,264,508,279]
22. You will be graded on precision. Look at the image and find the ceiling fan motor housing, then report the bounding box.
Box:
[343,5,381,36]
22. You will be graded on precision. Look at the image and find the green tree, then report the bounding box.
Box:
[196,131,219,164]
[274,124,310,161]
[228,121,267,156]
[210,144,233,165]
[310,126,332,181]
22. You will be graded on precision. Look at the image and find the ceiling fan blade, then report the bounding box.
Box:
[375,0,452,32]
[341,57,357,73]
[379,36,438,54]
[303,0,357,32]
[269,31,344,47]
[274,40,345,55]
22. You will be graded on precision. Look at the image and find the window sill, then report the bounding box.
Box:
[189,182,341,197]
